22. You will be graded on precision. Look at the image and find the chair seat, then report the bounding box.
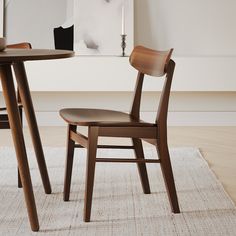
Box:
[60,108,156,127]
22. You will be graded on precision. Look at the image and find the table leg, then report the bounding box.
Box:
[0,64,39,231]
[17,89,23,188]
[13,62,52,194]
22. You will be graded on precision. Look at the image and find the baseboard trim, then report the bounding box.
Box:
[22,111,236,126]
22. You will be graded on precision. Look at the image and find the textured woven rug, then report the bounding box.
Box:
[0,147,235,236]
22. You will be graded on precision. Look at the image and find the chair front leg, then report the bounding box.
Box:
[63,124,76,201]
[132,138,151,194]
[156,142,180,213]
[84,126,99,222]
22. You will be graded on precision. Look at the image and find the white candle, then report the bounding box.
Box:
[121,4,125,35]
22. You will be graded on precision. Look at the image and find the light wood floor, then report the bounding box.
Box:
[0,126,235,204]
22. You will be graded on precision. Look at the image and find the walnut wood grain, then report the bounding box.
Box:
[60,108,155,127]
[60,45,180,222]
[13,44,31,190]
[0,45,74,231]
[2,43,31,188]
[0,49,74,63]
[0,64,39,231]
[129,46,173,77]
[13,62,52,194]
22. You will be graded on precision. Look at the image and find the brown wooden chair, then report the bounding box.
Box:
[60,45,180,222]
[0,42,32,188]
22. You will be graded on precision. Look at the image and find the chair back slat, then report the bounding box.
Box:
[6,42,32,49]
[129,46,173,77]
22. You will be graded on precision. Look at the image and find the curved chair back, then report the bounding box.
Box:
[129,46,173,77]
[6,42,32,49]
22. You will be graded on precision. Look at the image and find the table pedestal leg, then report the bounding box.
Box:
[0,64,39,231]
[13,62,52,194]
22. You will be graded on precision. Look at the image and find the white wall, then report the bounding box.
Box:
[135,0,236,56]
[6,0,236,56]
[15,56,236,91]
[1,0,236,126]
[5,0,68,48]
[3,0,236,91]
[0,0,3,37]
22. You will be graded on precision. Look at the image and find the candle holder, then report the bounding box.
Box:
[121,34,127,57]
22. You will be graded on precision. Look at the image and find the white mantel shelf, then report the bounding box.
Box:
[2,56,236,92]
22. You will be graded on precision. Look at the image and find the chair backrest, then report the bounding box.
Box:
[6,42,31,104]
[129,46,175,129]
[129,46,173,77]
[6,42,32,49]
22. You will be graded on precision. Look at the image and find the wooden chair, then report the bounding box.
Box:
[0,42,32,188]
[60,45,180,222]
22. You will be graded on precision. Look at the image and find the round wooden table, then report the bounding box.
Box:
[0,48,74,231]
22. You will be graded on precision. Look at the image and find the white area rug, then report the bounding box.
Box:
[0,147,235,236]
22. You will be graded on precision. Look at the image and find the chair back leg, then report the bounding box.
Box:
[64,124,76,201]
[132,138,151,194]
[156,143,180,213]
[84,126,99,222]
[17,103,23,188]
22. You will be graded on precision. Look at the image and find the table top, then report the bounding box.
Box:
[0,49,74,63]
